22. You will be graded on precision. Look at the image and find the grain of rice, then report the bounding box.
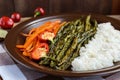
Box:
[72,22,120,71]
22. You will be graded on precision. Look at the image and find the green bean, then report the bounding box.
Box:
[56,30,96,70]
[58,37,78,66]
[40,22,71,65]
[85,15,91,31]
[39,15,98,70]
[49,20,80,67]
[50,34,76,68]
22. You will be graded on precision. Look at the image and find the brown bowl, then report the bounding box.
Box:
[4,13,120,77]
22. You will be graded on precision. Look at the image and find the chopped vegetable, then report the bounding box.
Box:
[39,43,49,53]
[31,43,49,60]
[23,20,61,48]
[16,20,64,60]
[16,15,98,70]
[39,31,55,43]
[23,21,51,48]
[39,16,98,70]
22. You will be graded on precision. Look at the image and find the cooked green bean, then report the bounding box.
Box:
[56,30,96,70]
[39,15,98,70]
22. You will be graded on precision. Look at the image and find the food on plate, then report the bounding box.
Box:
[0,16,14,29]
[16,15,120,71]
[72,22,120,71]
[31,42,49,60]
[11,12,21,22]
[39,15,97,70]
[16,20,65,59]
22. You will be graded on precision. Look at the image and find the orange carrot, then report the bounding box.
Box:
[23,51,30,57]
[28,28,36,35]
[23,21,51,48]
[23,20,61,48]
[16,45,24,48]
[36,20,61,32]
[20,33,30,37]
[16,20,63,58]
[53,22,66,35]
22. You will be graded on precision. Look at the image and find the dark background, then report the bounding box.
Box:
[0,0,120,17]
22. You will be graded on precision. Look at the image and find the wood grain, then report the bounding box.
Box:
[112,0,120,14]
[49,0,112,14]
[14,0,49,17]
[0,0,119,17]
[0,0,15,17]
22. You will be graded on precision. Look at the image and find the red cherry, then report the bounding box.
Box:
[11,13,21,22]
[34,7,45,17]
[0,16,14,29]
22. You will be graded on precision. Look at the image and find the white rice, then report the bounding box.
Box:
[71,22,120,71]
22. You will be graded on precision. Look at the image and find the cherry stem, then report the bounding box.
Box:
[34,12,40,17]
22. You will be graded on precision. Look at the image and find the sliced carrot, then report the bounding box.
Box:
[36,20,61,33]
[53,22,66,35]
[16,45,24,48]
[16,20,63,58]
[26,41,34,51]
[20,33,30,37]
[36,21,51,31]
[28,28,37,35]
[23,51,30,57]
[23,20,61,48]
[23,21,51,48]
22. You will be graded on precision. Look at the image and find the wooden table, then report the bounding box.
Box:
[108,15,120,20]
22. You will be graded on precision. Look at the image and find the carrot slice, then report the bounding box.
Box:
[16,45,24,48]
[23,51,30,57]
[20,33,30,37]
[16,20,63,58]
[23,21,51,48]
[23,20,61,48]
[53,22,66,35]
[28,28,37,35]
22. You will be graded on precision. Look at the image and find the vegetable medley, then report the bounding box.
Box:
[16,15,98,70]
[16,20,65,59]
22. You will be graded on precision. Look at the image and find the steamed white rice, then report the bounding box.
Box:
[71,22,120,71]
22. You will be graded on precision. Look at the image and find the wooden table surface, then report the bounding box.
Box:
[108,15,120,20]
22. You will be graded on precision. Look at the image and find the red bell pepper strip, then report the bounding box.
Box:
[39,43,49,52]
[31,43,49,60]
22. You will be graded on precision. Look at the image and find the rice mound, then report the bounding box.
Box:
[71,22,120,71]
